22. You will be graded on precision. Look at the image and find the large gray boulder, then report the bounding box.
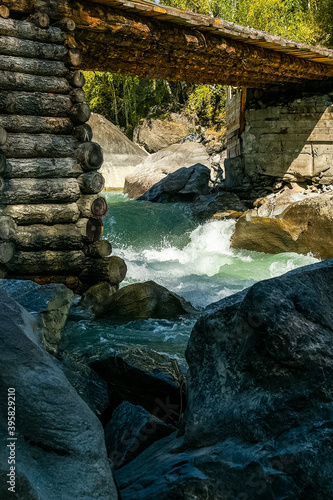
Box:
[137,163,211,202]
[124,142,211,199]
[88,113,148,189]
[0,279,74,355]
[116,260,333,499]
[0,288,118,500]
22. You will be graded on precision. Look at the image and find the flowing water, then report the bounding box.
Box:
[61,192,318,360]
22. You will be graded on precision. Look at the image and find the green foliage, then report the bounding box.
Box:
[187,85,226,126]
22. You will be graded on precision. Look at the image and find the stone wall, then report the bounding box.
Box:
[225,81,333,189]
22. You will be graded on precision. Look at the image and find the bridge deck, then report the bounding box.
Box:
[4,0,333,86]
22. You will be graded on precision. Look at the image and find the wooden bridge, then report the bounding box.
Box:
[4,0,333,87]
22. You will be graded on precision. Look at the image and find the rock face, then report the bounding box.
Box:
[105,401,175,469]
[133,113,193,153]
[90,347,187,426]
[88,113,148,189]
[0,288,118,500]
[192,191,247,219]
[124,142,211,199]
[116,260,333,499]
[0,279,74,355]
[137,163,210,202]
[232,192,333,258]
[96,281,197,319]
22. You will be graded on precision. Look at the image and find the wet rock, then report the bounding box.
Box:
[0,287,118,500]
[116,260,333,499]
[81,281,118,316]
[96,281,197,319]
[192,191,247,220]
[58,356,110,420]
[0,278,73,355]
[88,113,147,189]
[124,142,210,199]
[90,347,187,426]
[232,192,333,258]
[137,163,210,202]
[105,401,175,469]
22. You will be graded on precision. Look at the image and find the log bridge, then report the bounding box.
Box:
[0,0,333,289]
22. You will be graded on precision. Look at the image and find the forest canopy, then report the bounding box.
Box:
[83,0,333,138]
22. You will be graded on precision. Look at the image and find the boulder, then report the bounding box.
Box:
[0,279,74,355]
[95,281,197,319]
[0,287,118,500]
[88,113,148,189]
[192,191,247,220]
[232,192,333,258]
[81,281,118,316]
[58,356,110,420]
[253,188,309,218]
[116,260,333,499]
[137,163,211,202]
[90,347,187,426]
[124,142,210,199]
[105,401,175,469]
[133,113,193,153]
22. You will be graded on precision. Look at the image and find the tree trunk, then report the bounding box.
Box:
[0,126,7,146]
[65,48,82,67]
[0,115,73,134]
[0,70,70,93]
[27,12,50,29]
[0,241,15,264]
[0,6,10,18]
[80,255,127,285]
[66,70,85,88]
[0,17,64,44]
[78,171,105,194]
[0,91,72,116]
[3,134,77,158]
[0,215,16,240]
[6,250,86,274]
[76,217,103,243]
[69,88,85,103]
[0,178,80,204]
[76,142,103,171]
[3,203,80,225]
[0,35,67,60]
[77,195,108,218]
[83,239,112,258]
[3,157,81,178]
[0,55,67,77]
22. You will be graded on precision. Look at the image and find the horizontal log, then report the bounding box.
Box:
[70,103,91,124]
[72,124,93,142]
[3,134,77,158]
[53,18,76,32]
[65,34,78,50]
[78,171,105,194]
[0,91,72,117]
[80,255,127,285]
[0,71,70,94]
[75,142,103,171]
[0,152,5,172]
[69,88,86,103]
[76,217,103,243]
[14,222,86,250]
[0,265,7,278]
[6,250,86,274]
[0,126,7,146]
[0,17,64,43]
[0,115,73,134]
[9,274,81,292]
[27,12,50,29]
[65,48,82,67]
[0,215,16,239]
[2,158,82,178]
[0,6,10,18]
[0,178,80,204]
[3,203,80,225]
[77,195,108,219]
[0,35,67,60]
[0,241,15,264]
[0,55,67,77]
[83,240,112,258]
[66,70,85,88]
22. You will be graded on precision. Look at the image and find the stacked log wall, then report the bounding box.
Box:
[0,10,126,291]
